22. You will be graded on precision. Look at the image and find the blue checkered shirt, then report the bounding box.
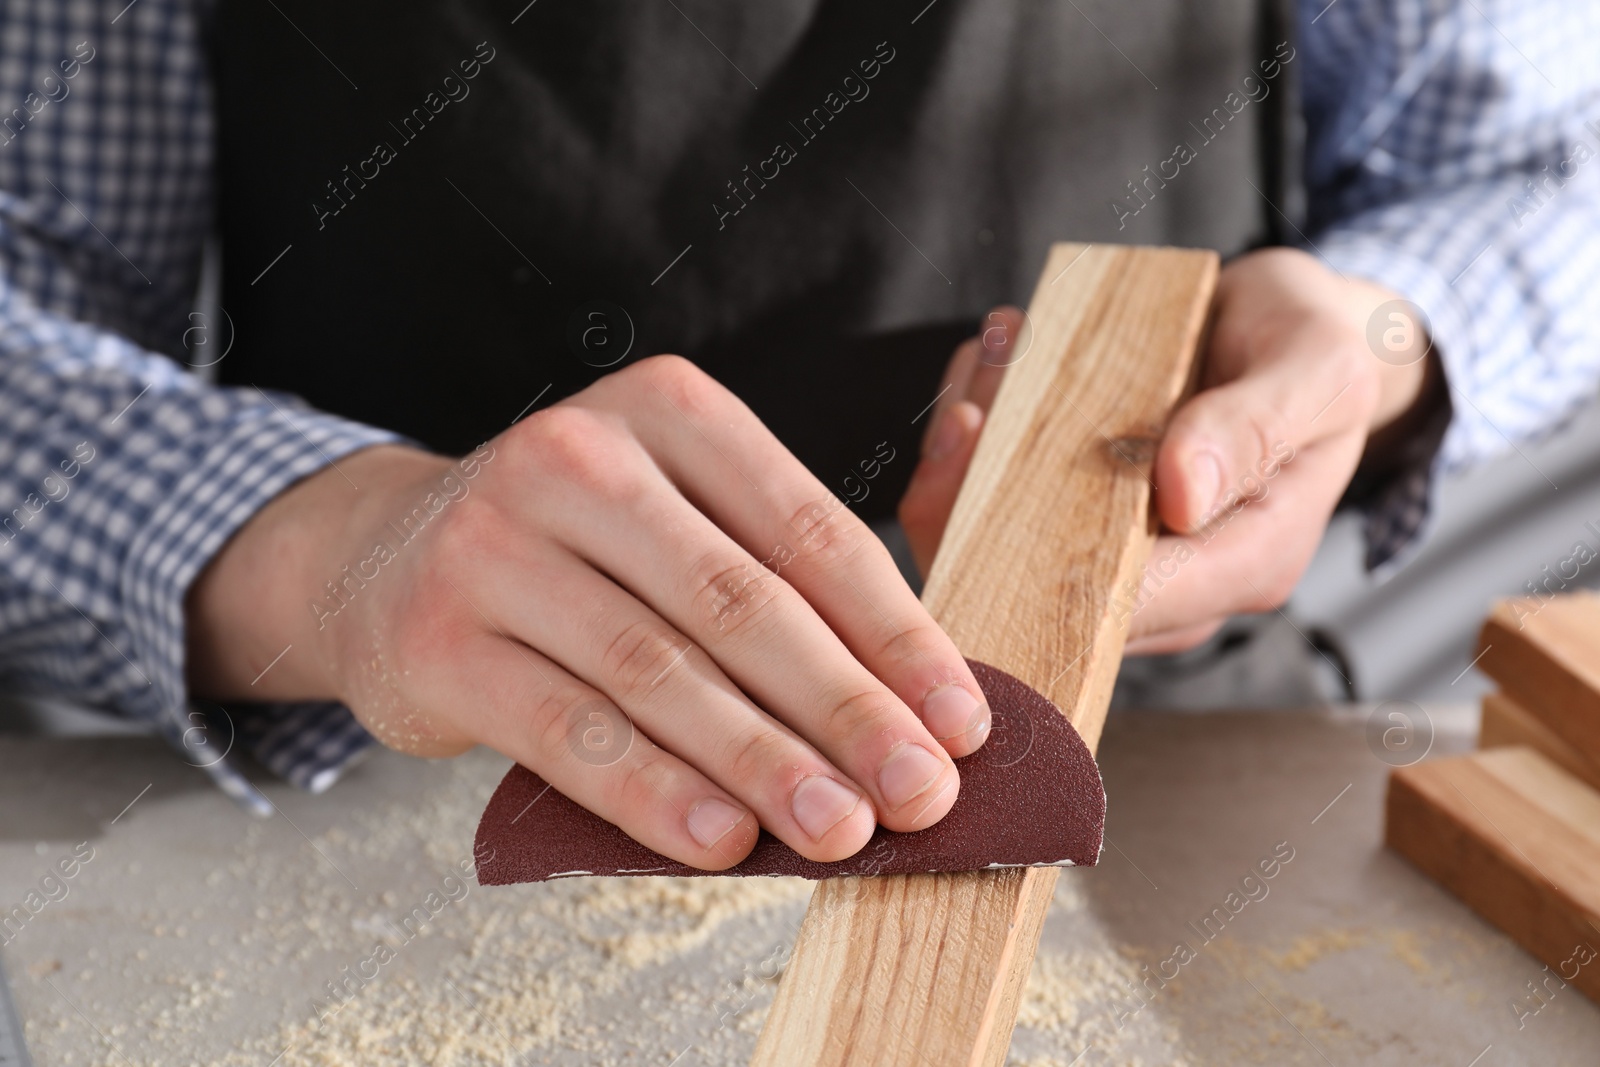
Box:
[2,0,1597,809]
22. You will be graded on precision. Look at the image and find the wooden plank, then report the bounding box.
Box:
[1480,690,1600,792]
[1477,594,1600,768]
[1386,747,1600,1006]
[750,243,1217,1067]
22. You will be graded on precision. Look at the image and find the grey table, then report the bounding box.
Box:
[1,704,1595,1066]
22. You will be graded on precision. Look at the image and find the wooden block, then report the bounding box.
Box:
[1386,747,1600,1006]
[750,243,1217,1067]
[1480,690,1600,793]
[1477,594,1600,769]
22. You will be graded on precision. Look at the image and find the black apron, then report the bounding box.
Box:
[214,0,1299,520]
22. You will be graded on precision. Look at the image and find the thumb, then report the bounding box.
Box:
[1154,349,1368,534]
[898,400,984,577]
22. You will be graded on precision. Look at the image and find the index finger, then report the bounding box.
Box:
[605,358,991,757]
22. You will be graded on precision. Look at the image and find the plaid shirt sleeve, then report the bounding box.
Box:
[0,0,398,810]
[1301,0,1600,568]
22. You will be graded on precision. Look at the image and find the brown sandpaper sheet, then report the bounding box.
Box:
[475,659,1105,883]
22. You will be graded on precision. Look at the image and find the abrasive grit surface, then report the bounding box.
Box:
[476,659,1107,883]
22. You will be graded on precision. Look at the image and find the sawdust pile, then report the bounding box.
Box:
[20,751,817,1067]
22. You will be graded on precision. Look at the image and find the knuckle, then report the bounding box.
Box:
[691,557,786,637]
[785,496,872,570]
[530,684,600,757]
[872,621,953,676]
[510,405,626,490]
[632,354,725,418]
[611,745,668,811]
[821,688,898,742]
[721,727,800,791]
[601,618,691,699]
[1241,410,1290,478]
[528,682,640,770]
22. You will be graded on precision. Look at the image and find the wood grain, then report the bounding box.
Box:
[750,243,1217,1067]
[1387,747,1600,1006]
[1478,594,1600,768]
[1480,690,1600,792]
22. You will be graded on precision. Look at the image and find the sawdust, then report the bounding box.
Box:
[548,874,810,971]
[1382,928,1437,978]
[211,871,815,1067]
[1011,929,1192,1067]
[1265,928,1367,972]
[1018,949,1126,1036]
[1283,995,1344,1035]
[1253,925,1443,981]
[18,750,814,1067]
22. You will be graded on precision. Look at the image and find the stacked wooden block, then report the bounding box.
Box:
[1385,592,1600,1005]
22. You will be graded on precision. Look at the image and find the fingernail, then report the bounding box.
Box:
[877,742,946,811]
[1189,452,1223,524]
[922,684,987,740]
[687,797,746,849]
[905,775,958,829]
[926,407,963,463]
[791,775,861,841]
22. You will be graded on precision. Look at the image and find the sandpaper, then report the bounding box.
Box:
[475,659,1105,883]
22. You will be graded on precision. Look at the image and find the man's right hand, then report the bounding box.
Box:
[185,356,989,869]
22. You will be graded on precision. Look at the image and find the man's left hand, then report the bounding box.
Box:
[897,246,1436,652]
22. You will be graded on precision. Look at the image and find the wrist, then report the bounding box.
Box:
[1326,275,1447,483]
[1337,275,1432,435]
[185,444,452,701]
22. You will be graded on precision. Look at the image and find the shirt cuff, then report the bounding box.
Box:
[237,700,379,794]
[118,395,397,808]
[1314,235,1466,571]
